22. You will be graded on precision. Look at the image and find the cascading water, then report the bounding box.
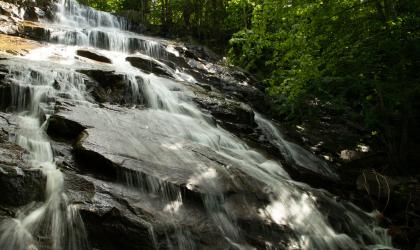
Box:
[0,0,396,249]
[46,0,165,57]
[0,62,90,250]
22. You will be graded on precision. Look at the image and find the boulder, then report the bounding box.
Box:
[76,49,112,64]
[340,149,365,162]
[47,114,87,139]
[78,69,138,104]
[126,56,173,78]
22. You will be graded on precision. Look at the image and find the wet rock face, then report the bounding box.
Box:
[62,173,234,250]
[46,103,300,249]
[0,114,45,207]
[0,157,45,207]
[48,104,263,196]
[63,44,336,185]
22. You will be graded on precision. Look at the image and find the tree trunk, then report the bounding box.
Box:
[383,0,396,20]
[183,0,192,28]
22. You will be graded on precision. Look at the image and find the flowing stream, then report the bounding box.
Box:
[0,0,395,249]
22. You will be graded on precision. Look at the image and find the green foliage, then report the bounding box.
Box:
[229,0,420,170]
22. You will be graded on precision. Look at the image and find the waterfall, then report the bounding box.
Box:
[0,0,396,249]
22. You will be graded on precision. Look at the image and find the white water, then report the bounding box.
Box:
[0,0,395,249]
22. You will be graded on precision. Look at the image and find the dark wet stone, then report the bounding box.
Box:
[191,88,256,134]
[0,65,12,111]
[0,81,12,111]
[76,49,112,64]
[78,69,139,104]
[78,69,125,88]
[126,56,172,78]
[47,114,87,139]
[0,164,45,206]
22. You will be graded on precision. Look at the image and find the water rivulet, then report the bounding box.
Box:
[0,0,395,249]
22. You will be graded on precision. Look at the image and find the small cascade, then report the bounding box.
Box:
[255,113,339,180]
[49,28,166,56]
[46,0,167,57]
[0,62,90,250]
